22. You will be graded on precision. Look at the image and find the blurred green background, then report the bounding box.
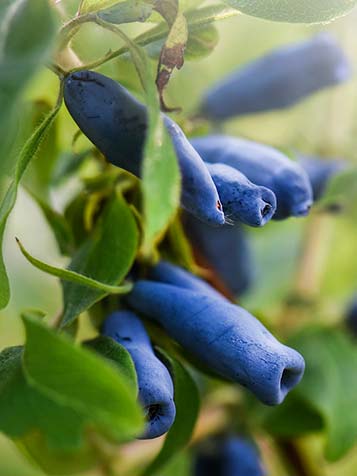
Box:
[0,1,357,474]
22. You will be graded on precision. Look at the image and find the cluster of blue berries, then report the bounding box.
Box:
[64,32,350,469]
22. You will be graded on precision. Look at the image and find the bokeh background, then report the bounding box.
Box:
[0,1,357,474]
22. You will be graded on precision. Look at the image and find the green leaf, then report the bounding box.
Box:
[17,433,96,476]
[140,53,180,257]
[183,4,238,30]
[79,0,120,14]
[185,24,219,60]
[0,0,56,132]
[52,150,91,186]
[180,0,206,10]
[22,315,144,442]
[223,0,357,23]
[0,346,86,448]
[143,351,200,475]
[0,104,61,310]
[20,309,47,321]
[16,238,133,295]
[0,346,96,474]
[0,347,96,474]
[99,0,154,23]
[262,393,324,437]
[25,189,74,256]
[164,215,197,270]
[61,193,139,326]
[23,100,60,201]
[0,322,143,474]
[64,192,90,247]
[264,327,357,461]
[319,167,357,212]
[85,335,138,392]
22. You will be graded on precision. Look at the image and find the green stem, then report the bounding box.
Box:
[57,13,96,50]
[46,62,66,78]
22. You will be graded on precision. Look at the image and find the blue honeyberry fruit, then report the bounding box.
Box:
[183,214,254,298]
[149,260,224,300]
[345,296,357,338]
[191,135,313,220]
[206,162,276,226]
[200,33,350,121]
[127,279,305,405]
[102,310,176,439]
[298,155,346,201]
[194,435,266,476]
[64,71,224,226]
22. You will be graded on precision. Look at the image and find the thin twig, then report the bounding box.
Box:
[46,62,66,78]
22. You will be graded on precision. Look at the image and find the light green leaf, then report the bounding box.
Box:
[0,346,86,449]
[16,238,133,295]
[20,309,46,321]
[185,24,219,60]
[22,315,144,442]
[23,100,59,201]
[61,193,138,326]
[17,433,96,476]
[262,392,324,437]
[79,0,120,14]
[319,167,357,212]
[183,4,238,30]
[180,0,206,10]
[85,335,138,392]
[0,104,61,310]
[224,0,357,23]
[140,52,181,257]
[264,327,357,461]
[143,351,200,475]
[99,0,154,24]
[51,150,91,186]
[25,189,74,256]
[0,0,56,127]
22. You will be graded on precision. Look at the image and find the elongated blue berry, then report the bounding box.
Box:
[127,280,305,405]
[191,135,313,220]
[206,162,276,226]
[64,71,224,226]
[200,33,350,120]
[102,311,176,439]
[299,155,346,201]
[195,435,266,476]
[183,215,254,297]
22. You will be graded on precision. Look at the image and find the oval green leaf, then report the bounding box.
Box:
[224,0,357,23]
[22,315,144,442]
